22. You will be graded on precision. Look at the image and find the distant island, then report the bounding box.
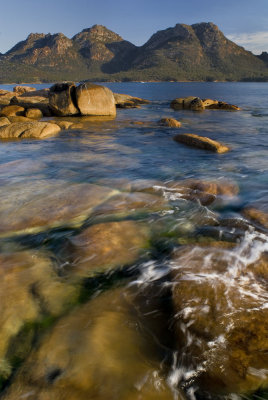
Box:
[0,22,268,83]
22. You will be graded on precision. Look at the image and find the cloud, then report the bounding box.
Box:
[227,31,268,54]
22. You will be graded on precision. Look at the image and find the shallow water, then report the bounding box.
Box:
[0,82,267,400]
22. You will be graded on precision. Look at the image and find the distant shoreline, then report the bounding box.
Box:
[1,80,268,86]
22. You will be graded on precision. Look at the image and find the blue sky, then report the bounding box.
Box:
[0,0,268,54]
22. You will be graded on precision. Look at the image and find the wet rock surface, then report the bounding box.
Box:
[0,181,118,236]
[49,82,79,116]
[243,196,268,230]
[174,133,230,153]
[159,117,182,127]
[2,288,176,400]
[171,244,268,395]
[0,121,61,139]
[114,93,150,108]
[0,250,78,382]
[0,83,266,400]
[171,97,240,111]
[76,83,116,116]
[66,220,150,277]
[0,105,25,117]
[25,108,43,119]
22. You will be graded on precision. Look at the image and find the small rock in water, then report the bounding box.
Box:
[173,133,230,153]
[159,117,182,127]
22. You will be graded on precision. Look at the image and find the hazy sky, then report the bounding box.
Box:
[0,0,268,54]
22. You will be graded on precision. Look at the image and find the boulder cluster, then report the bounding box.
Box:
[171,96,240,111]
[0,84,240,154]
[49,82,116,117]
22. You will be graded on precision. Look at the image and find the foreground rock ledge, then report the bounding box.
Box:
[173,133,230,153]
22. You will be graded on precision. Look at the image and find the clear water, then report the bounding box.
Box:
[0,82,267,400]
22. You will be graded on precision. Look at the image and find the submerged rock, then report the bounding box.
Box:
[67,220,150,277]
[49,82,79,116]
[243,197,268,230]
[0,121,61,139]
[92,191,169,218]
[171,245,268,395]
[173,133,230,153]
[157,178,238,206]
[2,288,175,400]
[0,181,118,237]
[76,83,116,116]
[0,251,78,382]
[159,117,182,127]
[243,207,268,230]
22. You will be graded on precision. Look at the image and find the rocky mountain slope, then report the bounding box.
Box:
[0,23,267,82]
[258,51,268,66]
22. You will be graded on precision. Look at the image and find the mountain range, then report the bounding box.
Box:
[0,23,267,83]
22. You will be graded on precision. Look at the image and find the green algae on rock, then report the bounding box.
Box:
[0,250,79,383]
